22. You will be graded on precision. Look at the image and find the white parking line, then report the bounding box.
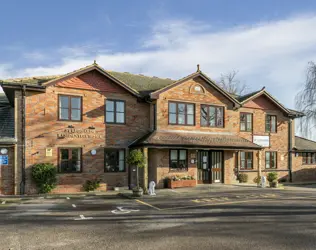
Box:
[66,197,70,200]
[72,204,76,208]
[75,215,93,220]
[1,201,6,204]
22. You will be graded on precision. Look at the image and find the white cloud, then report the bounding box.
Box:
[1,14,316,111]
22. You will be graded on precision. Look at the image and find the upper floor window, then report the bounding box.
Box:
[169,102,195,126]
[240,152,253,170]
[106,100,125,124]
[302,153,316,165]
[240,113,252,132]
[59,95,82,121]
[201,105,224,127]
[59,148,82,173]
[104,149,125,172]
[265,151,277,169]
[266,115,277,133]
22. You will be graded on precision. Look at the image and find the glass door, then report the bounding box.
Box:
[198,151,210,183]
[210,151,223,183]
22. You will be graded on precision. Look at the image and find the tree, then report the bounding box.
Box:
[126,149,145,192]
[218,70,249,96]
[295,61,316,138]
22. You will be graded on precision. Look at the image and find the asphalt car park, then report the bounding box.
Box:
[0,186,316,250]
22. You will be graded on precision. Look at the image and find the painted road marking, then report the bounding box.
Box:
[1,201,6,204]
[66,197,70,200]
[111,206,140,214]
[72,204,76,208]
[75,215,93,220]
[136,199,161,210]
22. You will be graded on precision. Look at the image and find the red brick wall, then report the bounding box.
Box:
[0,146,14,195]
[292,153,316,182]
[23,71,150,194]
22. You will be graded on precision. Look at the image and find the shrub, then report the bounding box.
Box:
[31,163,57,194]
[237,173,248,183]
[253,176,261,184]
[267,172,278,183]
[83,179,100,192]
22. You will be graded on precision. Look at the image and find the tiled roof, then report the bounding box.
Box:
[1,66,175,95]
[236,90,262,102]
[130,130,262,149]
[294,136,316,152]
[0,105,15,144]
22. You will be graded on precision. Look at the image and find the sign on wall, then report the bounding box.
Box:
[0,155,8,165]
[46,148,53,157]
[253,135,270,147]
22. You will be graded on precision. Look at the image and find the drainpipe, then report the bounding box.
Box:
[288,118,293,182]
[20,84,26,194]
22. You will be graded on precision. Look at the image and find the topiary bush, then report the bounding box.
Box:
[237,173,248,183]
[83,179,101,192]
[253,175,261,184]
[31,163,57,194]
[267,172,278,183]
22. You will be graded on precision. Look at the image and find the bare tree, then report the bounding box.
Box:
[296,61,316,138]
[218,70,249,96]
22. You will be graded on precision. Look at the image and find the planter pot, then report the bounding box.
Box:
[132,189,143,197]
[269,181,278,188]
[168,179,196,189]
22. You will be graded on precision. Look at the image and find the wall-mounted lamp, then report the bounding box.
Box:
[68,125,74,128]
[88,126,95,130]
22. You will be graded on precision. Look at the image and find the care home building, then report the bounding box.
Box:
[1,62,316,195]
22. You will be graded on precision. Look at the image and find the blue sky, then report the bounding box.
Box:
[1,0,316,109]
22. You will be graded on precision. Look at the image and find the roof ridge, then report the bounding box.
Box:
[106,70,176,81]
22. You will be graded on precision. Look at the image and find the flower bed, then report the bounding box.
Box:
[167,175,196,189]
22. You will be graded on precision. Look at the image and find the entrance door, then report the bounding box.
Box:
[210,151,223,183]
[197,151,210,183]
[198,151,223,184]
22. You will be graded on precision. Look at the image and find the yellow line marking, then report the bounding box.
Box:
[161,199,264,211]
[135,199,161,210]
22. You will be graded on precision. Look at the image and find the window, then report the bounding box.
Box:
[265,151,277,169]
[59,95,82,121]
[170,149,188,170]
[240,152,253,169]
[302,153,316,165]
[104,149,125,172]
[240,113,252,132]
[106,100,125,124]
[201,105,224,127]
[169,102,195,125]
[266,115,277,133]
[59,148,81,173]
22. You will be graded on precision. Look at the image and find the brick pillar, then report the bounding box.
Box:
[257,150,262,186]
[143,147,148,194]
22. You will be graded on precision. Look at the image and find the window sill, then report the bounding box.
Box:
[105,123,126,126]
[169,168,189,173]
[239,169,256,172]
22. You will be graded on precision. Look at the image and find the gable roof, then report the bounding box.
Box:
[1,64,175,97]
[150,70,240,107]
[294,136,316,152]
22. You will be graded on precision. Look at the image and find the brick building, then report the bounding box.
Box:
[0,62,315,194]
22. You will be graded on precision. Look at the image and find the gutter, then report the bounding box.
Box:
[20,84,26,195]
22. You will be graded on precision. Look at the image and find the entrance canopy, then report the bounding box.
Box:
[130,130,262,150]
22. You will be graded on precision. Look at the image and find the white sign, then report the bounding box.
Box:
[253,135,270,147]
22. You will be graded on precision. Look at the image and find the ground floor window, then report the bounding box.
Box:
[104,149,125,172]
[59,148,82,173]
[240,152,253,169]
[302,152,316,165]
[170,149,188,170]
[265,151,277,169]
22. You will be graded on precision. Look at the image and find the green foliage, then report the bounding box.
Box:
[237,173,248,183]
[83,179,100,192]
[267,172,278,182]
[253,176,261,184]
[169,175,195,181]
[126,149,145,168]
[31,163,57,194]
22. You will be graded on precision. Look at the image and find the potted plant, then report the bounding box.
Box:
[127,149,146,197]
[237,173,248,183]
[267,172,278,188]
[167,175,196,189]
